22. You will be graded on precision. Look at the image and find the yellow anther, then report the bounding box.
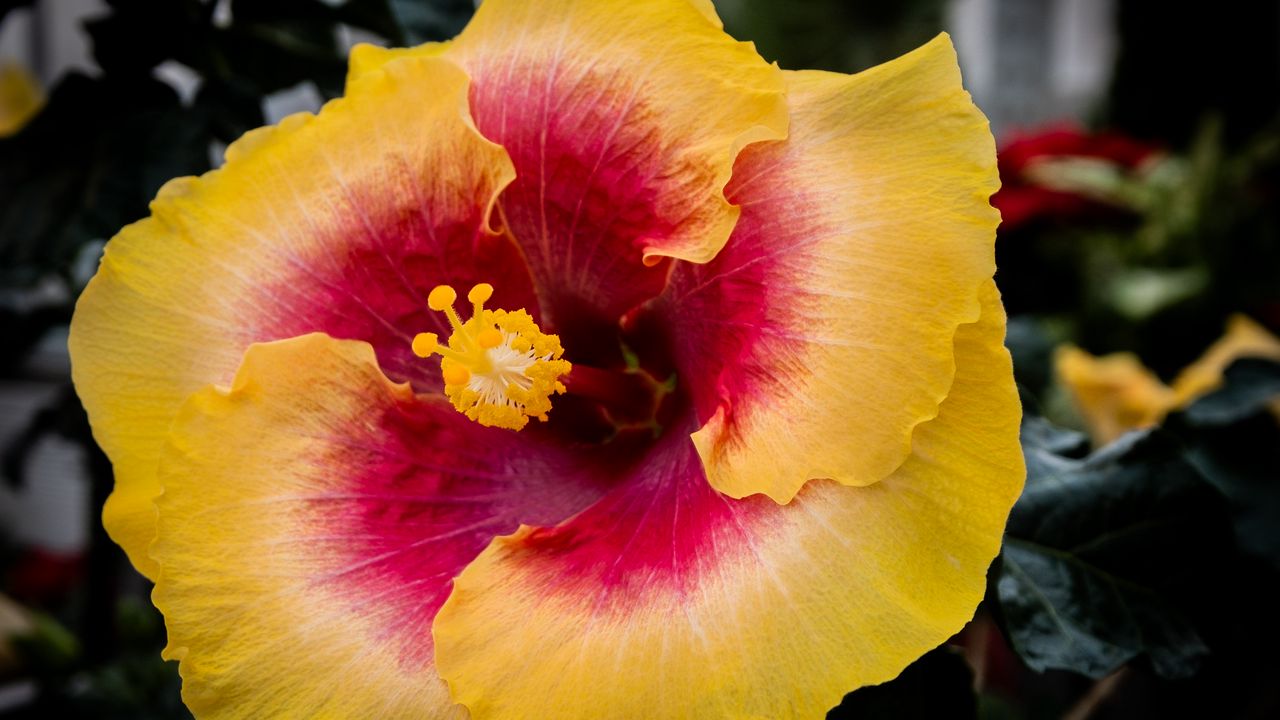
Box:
[427,285,457,311]
[477,328,504,349]
[411,332,438,358]
[442,364,471,386]
[467,283,494,305]
[468,282,495,321]
[411,283,571,431]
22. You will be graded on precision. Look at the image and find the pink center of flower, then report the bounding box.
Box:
[411,283,683,439]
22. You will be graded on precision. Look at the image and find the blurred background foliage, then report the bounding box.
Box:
[1,0,1278,718]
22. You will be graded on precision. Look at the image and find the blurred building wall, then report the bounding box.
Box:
[948,0,1117,137]
[0,0,105,84]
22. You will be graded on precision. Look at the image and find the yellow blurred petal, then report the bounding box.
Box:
[151,335,465,718]
[70,57,514,577]
[0,63,43,137]
[685,34,1001,502]
[1055,346,1176,445]
[433,282,1024,719]
[1171,314,1280,406]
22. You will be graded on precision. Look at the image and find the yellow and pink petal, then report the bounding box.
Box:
[353,0,789,328]
[658,34,1001,502]
[432,282,1024,719]
[69,57,524,577]
[75,0,793,579]
[151,334,636,717]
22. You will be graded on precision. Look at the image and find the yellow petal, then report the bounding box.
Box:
[451,0,787,319]
[346,0,785,324]
[432,282,1024,719]
[0,63,43,137]
[1171,314,1280,405]
[345,41,450,92]
[152,333,641,717]
[69,56,515,578]
[685,0,723,27]
[443,0,788,265]
[1055,346,1176,445]
[346,0,727,90]
[680,34,1001,502]
[152,336,464,718]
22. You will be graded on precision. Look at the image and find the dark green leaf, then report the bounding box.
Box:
[0,74,213,286]
[1021,415,1089,460]
[333,0,406,42]
[11,612,81,672]
[1155,358,1280,567]
[1183,357,1280,426]
[194,78,266,143]
[86,1,206,75]
[827,647,976,719]
[1000,539,1208,679]
[0,311,66,373]
[211,21,346,97]
[998,426,1234,679]
[385,0,474,45]
[10,599,193,720]
[1172,413,1280,568]
[1006,315,1058,399]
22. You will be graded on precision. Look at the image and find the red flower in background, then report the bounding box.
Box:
[5,549,82,605]
[993,125,1163,230]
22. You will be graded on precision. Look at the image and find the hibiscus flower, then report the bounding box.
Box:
[69,1,1023,717]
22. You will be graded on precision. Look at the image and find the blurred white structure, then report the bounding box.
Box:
[948,0,1118,137]
[0,0,105,83]
[0,332,90,555]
